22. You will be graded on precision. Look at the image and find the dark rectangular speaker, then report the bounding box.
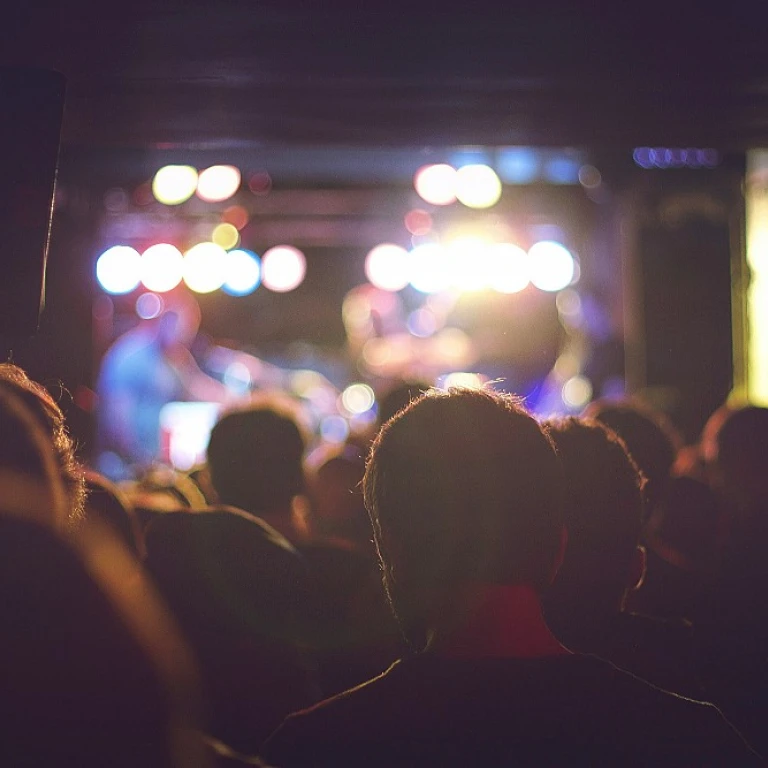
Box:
[0,67,66,338]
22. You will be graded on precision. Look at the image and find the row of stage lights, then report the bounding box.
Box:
[96,237,577,297]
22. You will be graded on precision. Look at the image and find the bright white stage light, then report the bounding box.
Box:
[222,249,261,296]
[413,164,457,206]
[152,165,198,205]
[196,165,241,202]
[365,244,410,291]
[455,164,502,209]
[528,241,576,292]
[341,383,376,415]
[96,246,142,294]
[487,243,530,294]
[262,246,306,292]
[446,237,492,291]
[409,243,453,294]
[140,243,184,293]
[183,242,227,293]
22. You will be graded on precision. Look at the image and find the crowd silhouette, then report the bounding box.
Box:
[2,359,767,765]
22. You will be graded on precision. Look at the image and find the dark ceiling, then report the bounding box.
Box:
[4,3,768,150]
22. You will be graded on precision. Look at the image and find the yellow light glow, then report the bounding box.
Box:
[152,165,198,205]
[443,372,484,389]
[196,165,242,203]
[140,243,184,293]
[261,245,306,292]
[746,154,768,404]
[445,237,493,291]
[183,242,227,293]
[413,164,457,206]
[455,164,502,209]
[212,222,240,250]
[487,243,530,294]
[365,244,410,291]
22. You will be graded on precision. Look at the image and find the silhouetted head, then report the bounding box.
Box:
[706,405,768,519]
[207,405,306,517]
[376,379,431,428]
[363,387,564,650]
[544,417,646,616]
[0,364,86,524]
[584,399,679,512]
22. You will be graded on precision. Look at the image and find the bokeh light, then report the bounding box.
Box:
[248,171,272,195]
[409,243,453,294]
[96,245,142,294]
[320,415,350,444]
[442,371,485,390]
[455,164,502,209]
[140,243,184,292]
[404,209,433,236]
[407,308,439,337]
[183,242,227,293]
[196,165,241,203]
[562,375,593,409]
[528,241,576,292]
[261,245,307,292]
[413,164,457,206]
[152,165,198,205]
[364,243,410,292]
[486,243,530,293]
[341,383,376,415]
[446,237,492,291]
[212,222,240,250]
[135,292,164,320]
[222,205,250,230]
[222,249,261,296]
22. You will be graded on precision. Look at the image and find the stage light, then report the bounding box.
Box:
[486,243,530,294]
[341,383,375,415]
[140,243,184,292]
[197,165,241,202]
[222,249,261,296]
[320,415,350,444]
[152,165,198,205]
[446,237,492,291]
[414,164,457,206]
[135,292,163,320]
[528,241,575,292]
[407,308,438,338]
[442,372,484,390]
[455,164,502,209]
[262,245,306,292]
[212,222,240,250]
[404,209,433,236]
[222,205,250,230]
[409,243,453,294]
[562,375,593,409]
[365,243,410,292]
[183,242,227,293]
[96,245,142,294]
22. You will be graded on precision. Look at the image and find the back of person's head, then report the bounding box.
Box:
[0,516,207,767]
[707,405,768,517]
[363,386,564,649]
[83,469,143,556]
[376,379,431,428]
[584,398,679,511]
[206,405,306,515]
[0,363,86,523]
[544,417,646,614]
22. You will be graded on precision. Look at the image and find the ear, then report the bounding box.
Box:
[548,525,568,585]
[627,545,647,591]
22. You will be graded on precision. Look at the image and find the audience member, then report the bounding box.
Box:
[206,403,307,543]
[262,388,758,766]
[543,417,702,698]
[144,506,320,753]
[0,362,86,526]
[83,468,144,556]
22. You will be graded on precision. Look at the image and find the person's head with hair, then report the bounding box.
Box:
[706,405,768,520]
[206,404,306,536]
[543,417,647,618]
[583,398,680,513]
[0,363,86,524]
[83,469,143,557]
[363,386,565,651]
[376,379,431,428]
